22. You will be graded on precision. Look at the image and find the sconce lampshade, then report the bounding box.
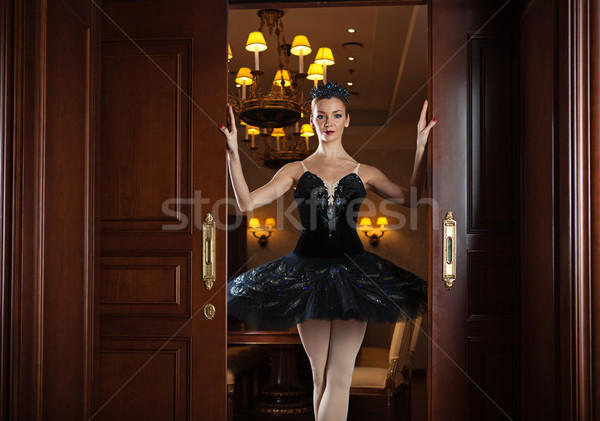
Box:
[273,70,292,87]
[228,44,233,60]
[248,217,260,229]
[376,217,389,226]
[306,63,324,81]
[264,217,276,227]
[290,35,312,56]
[315,47,335,66]
[235,67,254,85]
[245,32,268,52]
[359,217,373,227]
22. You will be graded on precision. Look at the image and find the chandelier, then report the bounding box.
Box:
[228,9,335,169]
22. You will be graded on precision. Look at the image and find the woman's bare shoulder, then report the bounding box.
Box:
[356,163,386,189]
[357,163,384,177]
[277,161,305,187]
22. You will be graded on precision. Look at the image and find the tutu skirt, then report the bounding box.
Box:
[227,251,427,330]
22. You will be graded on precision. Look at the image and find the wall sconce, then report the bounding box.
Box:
[248,217,277,247]
[358,217,389,246]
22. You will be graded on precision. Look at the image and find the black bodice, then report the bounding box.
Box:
[293,170,366,258]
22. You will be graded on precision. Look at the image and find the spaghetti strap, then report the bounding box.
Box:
[353,163,361,174]
[300,160,308,172]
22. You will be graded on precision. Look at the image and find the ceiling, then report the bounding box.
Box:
[228,5,428,150]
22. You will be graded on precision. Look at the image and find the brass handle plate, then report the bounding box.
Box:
[203,304,216,320]
[443,211,456,290]
[202,213,215,290]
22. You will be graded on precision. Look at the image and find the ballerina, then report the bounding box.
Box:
[220,81,436,421]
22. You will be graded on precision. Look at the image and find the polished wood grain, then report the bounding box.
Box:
[520,2,556,417]
[591,0,599,415]
[429,1,521,420]
[95,0,228,419]
[2,0,99,418]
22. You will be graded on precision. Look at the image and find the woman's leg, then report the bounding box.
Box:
[297,319,332,420]
[318,319,367,421]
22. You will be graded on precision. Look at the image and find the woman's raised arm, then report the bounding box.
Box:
[365,99,437,208]
[219,104,296,212]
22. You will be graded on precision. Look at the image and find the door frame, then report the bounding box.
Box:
[1,0,597,419]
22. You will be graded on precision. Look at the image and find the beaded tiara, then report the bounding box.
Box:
[310,81,350,104]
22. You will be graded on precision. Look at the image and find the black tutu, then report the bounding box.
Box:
[227,162,428,330]
[228,250,427,330]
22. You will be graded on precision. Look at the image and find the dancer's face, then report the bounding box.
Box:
[310,97,350,143]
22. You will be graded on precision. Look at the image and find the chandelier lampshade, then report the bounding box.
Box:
[245,32,268,52]
[301,124,314,137]
[247,126,260,135]
[273,70,292,87]
[271,128,285,137]
[314,47,335,66]
[306,63,324,84]
[291,35,312,73]
[235,67,254,85]
[315,47,334,82]
[235,67,254,100]
[291,35,312,56]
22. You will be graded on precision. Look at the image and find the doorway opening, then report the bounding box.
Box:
[226,4,429,420]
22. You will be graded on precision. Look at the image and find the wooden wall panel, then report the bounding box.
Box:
[101,39,192,233]
[42,1,94,416]
[466,33,519,421]
[100,254,191,315]
[468,39,513,233]
[520,1,557,418]
[96,337,189,421]
[0,0,12,416]
[468,252,515,317]
[4,0,99,417]
[467,339,516,421]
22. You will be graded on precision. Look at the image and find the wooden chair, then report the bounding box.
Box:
[350,316,423,421]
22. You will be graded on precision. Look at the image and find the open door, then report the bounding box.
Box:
[428,0,521,420]
[93,0,228,419]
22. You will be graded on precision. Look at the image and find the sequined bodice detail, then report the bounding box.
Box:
[293,162,366,258]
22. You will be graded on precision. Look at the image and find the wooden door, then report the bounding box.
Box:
[428,1,521,420]
[93,0,228,419]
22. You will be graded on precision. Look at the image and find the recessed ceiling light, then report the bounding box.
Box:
[348,56,355,61]
[347,82,354,86]
[347,28,356,33]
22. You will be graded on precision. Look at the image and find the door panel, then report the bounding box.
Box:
[4,0,98,418]
[429,1,520,420]
[94,0,227,419]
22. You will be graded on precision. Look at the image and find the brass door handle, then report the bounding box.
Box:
[202,213,215,290]
[443,211,456,290]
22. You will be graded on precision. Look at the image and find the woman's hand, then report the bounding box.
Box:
[417,99,437,148]
[219,103,239,157]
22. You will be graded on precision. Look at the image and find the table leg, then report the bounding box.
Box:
[253,344,313,420]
